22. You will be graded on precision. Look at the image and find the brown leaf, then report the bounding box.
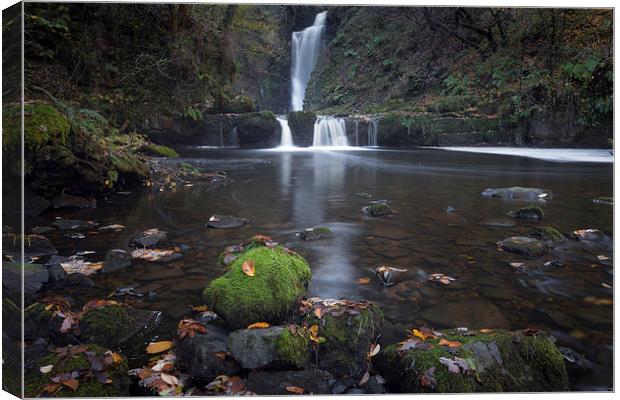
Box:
[190,305,209,312]
[438,338,462,348]
[247,322,270,329]
[368,343,381,358]
[41,383,61,394]
[242,259,255,277]
[357,277,370,285]
[358,371,370,385]
[62,379,79,391]
[285,386,305,394]
[314,307,323,319]
[146,341,173,354]
[479,328,493,333]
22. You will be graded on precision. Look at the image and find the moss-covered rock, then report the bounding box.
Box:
[25,344,130,397]
[363,203,393,216]
[287,111,316,146]
[297,227,333,241]
[221,95,256,113]
[235,111,279,148]
[203,246,311,329]
[509,204,544,220]
[497,236,548,258]
[79,304,160,351]
[139,143,179,158]
[376,329,569,393]
[227,325,310,370]
[530,226,566,243]
[24,301,78,345]
[303,298,383,379]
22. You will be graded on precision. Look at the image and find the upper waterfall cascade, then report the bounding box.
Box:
[290,11,327,111]
[313,116,349,147]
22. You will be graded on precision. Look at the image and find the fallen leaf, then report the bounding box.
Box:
[411,329,428,341]
[438,338,462,348]
[419,367,436,389]
[309,324,319,338]
[40,365,54,374]
[178,319,207,339]
[161,373,179,386]
[41,383,61,394]
[242,259,255,277]
[368,343,381,358]
[146,341,173,354]
[439,357,461,374]
[286,386,305,394]
[62,379,79,391]
[314,307,323,319]
[226,376,246,395]
[358,371,370,385]
[190,305,209,312]
[357,277,370,284]
[602,282,612,289]
[479,328,493,333]
[247,322,270,329]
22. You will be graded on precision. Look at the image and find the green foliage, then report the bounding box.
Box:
[140,143,179,158]
[442,75,470,96]
[184,106,204,121]
[428,95,477,113]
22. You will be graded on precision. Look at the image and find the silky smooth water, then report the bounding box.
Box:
[35,148,613,390]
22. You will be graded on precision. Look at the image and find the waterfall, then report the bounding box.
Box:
[367,118,379,147]
[219,121,224,147]
[290,11,327,111]
[313,116,349,147]
[277,117,295,148]
[355,120,359,146]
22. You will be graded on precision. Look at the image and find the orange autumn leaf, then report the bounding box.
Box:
[62,379,79,391]
[438,338,462,348]
[247,322,270,329]
[41,383,61,394]
[191,305,209,312]
[146,341,173,354]
[480,328,493,333]
[357,277,370,285]
[411,329,427,341]
[309,324,319,338]
[314,307,323,319]
[286,386,305,394]
[242,260,255,277]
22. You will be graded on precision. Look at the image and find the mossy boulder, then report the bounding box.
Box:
[235,111,279,148]
[303,298,383,379]
[497,236,548,258]
[221,95,256,114]
[25,344,130,397]
[509,204,544,220]
[217,235,275,266]
[139,143,179,158]
[79,304,161,352]
[203,246,311,329]
[227,326,310,370]
[530,226,566,243]
[363,203,393,217]
[297,227,334,241]
[376,329,569,393]
[287,111,317,146]
[24,302,78,345]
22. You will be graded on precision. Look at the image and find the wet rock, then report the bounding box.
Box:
[206,214,249,229]
[508,204,544,220]
[103,249,132,273]
[131,228,168,247]
[62,273,95,288]
[246,370,332,395]
[373,265,408,286]
[24,186,52,216]
[51,219,98,231]
[363,375,388,394]
[592,197,613,205]
[497,236,548,258]
[303,298,383,379]
[377,329,568,392]
[529,226,566,243]
[2,263,49,303]
[31,226,54,235]
[227,326,309,370]
[419,300,510,329]
[79,304,161,352]
[297,226,333,241]
[203,246,311,329]
[52,193,96,209]
[362,203,393,217]
[482,186,553,201]
[571,229,608,242]
[3,233,57,261]
[44,255,69,281]
[24,301,77,345]
[559,347,592,376]
[217,235,277,266]
[356,192,372,199]
[175,322,241,380]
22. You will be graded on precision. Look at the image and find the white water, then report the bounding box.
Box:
[313,116,349,147]
[277,117,295,148]
[367,118,379,147]
[290,11,327,111]
[436,147,614,163]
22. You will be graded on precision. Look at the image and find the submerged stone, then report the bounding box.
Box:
[363,203,393,217]
[203,246,311,329]
[52,193,96,209]
[206,214,249,229]
[51,219,98,231]
[529,226,565,243]
[482,187,553,201]
[102,249,132,273]
[376,329,569,392]
[3,233,57,261]
[508,204,544,220]
[131,228,168,248]
[297,226,333,241]
[246,370,332,395]
[497,236,548,258]
[418,300,510,329]
[227,325,309,370]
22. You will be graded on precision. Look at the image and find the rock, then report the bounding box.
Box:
[31,226,54,235]
[2,263,49,303]
[558,347,592,376]
[246,370,332,395]
[203,246,311,329]
[227,326,309,370]
[345,388,367,394]
[217,235,277,266]
[52,193,96,209]
[303,298,383,379]
[592,197,613,205]
[235,111,279,148]
[24,186,52,216]
[419,300,510,329]
[497,236,548,258]
[24,301,77,345]
[103,249,132,273]
[287,111,317,147]
[482,187,553,201]
[529,226,565,243]
[175,322,241,380]
[206,214,249,229]
[297,227,333,241]
[362,203,393,217]
[51,219,98,231]
[356,192,372,199]
[62,273,95,288]
[571,229,608,242]
[373,265,408,286]
[363,375,388,394]
[376,329,568,392]
[508,204,544,220]
[79,304,161,352]
[24,343,130,397]
[482,220,515,228]
[3,233,57,261]
[131,228,168,247]
[44,255,69,281]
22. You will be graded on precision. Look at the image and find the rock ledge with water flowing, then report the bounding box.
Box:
[482,187,553,201]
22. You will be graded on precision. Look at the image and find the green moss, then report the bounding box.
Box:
[25,344,129,397]
[428,95,478,113]
[275,329,310,369]
[141,143,179,158]
[379,330,568,393]
[79,305,136,344]
[510,204,544,220]
[364,203,393,216]
[204,246,311,329]
[530,226,565,243]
